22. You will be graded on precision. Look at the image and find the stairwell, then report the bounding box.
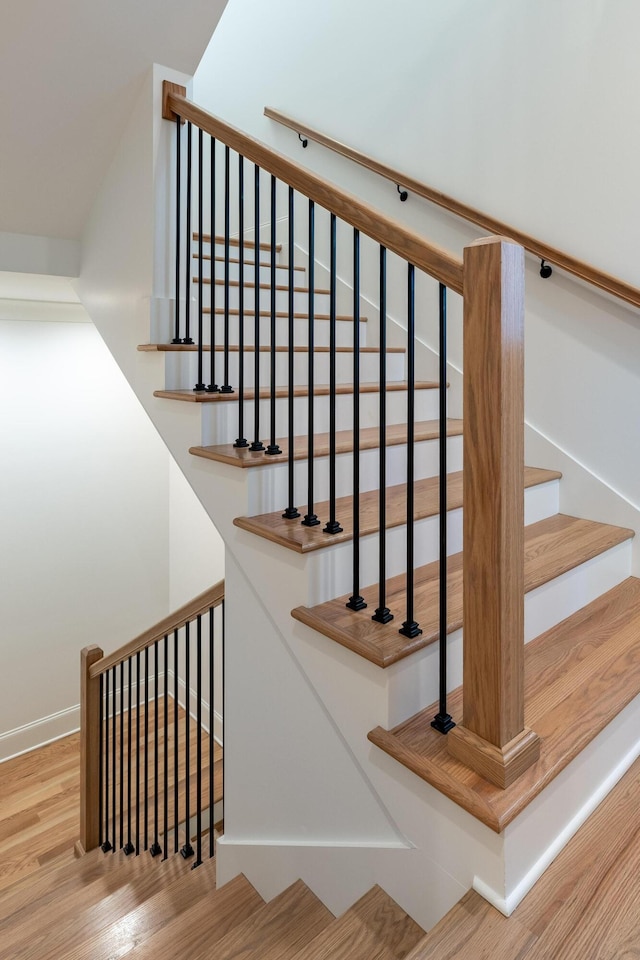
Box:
[72,68,640,936]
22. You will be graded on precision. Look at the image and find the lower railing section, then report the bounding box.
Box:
[80,582,224,864]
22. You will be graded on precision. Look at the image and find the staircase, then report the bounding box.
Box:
[73,73,640,936]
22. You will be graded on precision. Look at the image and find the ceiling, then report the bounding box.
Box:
[0,0,228,241]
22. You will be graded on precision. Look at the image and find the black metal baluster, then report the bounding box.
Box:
[209,606,215,859]
[206,137,219,393]
[222,601,226,856]
[302,200,319,527]
[194,127,205,390]
[163,633,168,861]
[324,213,343,535]
[400,265,422,639]
[283,186,300,518]
[144,647,149,850]
[235,155,248,446]
[135,651,140,854]
[184,122,194,345]
[173,114,182,344]
[150,640,161,856]
[174,629,180,853]
[119,662,124,851]
[181,621,194,858]
[221,146,234,394]
[250,165,264,451]
[111,666,116,851]
[124,658,135,854]
[101,671,112,852]
[372,246,392,623]
[266,175,282,456]
[98,673,104,848]
[193,615,203,868]
[347,229,366,609]
[432,283,455,733]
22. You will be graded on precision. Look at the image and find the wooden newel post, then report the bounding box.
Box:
[80,644,104,853]
[448,236,540,788]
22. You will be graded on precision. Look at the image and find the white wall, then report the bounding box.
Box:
[0,308,224,760]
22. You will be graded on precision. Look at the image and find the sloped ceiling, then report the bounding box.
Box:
[0,0,228,241]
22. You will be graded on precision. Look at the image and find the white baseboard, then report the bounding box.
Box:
[0,705,80,762]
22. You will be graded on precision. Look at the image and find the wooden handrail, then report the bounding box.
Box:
[264,106,640,310]
[89,580,224,679]
[164,87,463,294]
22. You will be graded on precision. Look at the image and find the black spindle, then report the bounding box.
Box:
[173,114,182,344]
[163,634,168,861]
[194,127,205,390]
[150,641,161,856]
[184,122,194,344]
[181,621,194,858]
[266,175,281,456]
[400,265,422,639]
[250,164,264,451]
[432,283,455,734]
[123,658,134,854]
[101,671,112,852]
[220,146,233,393]
[98,673,104,848]
[193,615,203,868]
[283,186,300,518]
[174,630,180,853]
[323,213,343,535]
[372,246,392,623]
[206,137,219,392]
[347,229,366,609]
[301,200,319,527]
[209,606,215,859]
[235,155,248,446]
[135,651,140,854]
[119,662,124,851]
[144,647,148,850]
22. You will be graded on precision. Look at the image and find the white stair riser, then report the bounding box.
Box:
[193,283,330,315]
[386,538,633,728]
[163,350,405,391]
[245,436,465,513]
[195,258,302,286]
[200,389,440,445]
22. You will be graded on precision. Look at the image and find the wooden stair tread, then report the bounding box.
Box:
[367,576,640,832]
[45,857,218,960]
[296,885,424,960]
[155,381,438,403]
[202,306,367,320]
[194,276,330,294]
[204,878,334,960]
[191,419,463,469]
[123,873,265,960]
[196,253,305,271]
[138,343,404,353]
[194,232,282,253]
[292,514,634,667]
[235,466,560,554]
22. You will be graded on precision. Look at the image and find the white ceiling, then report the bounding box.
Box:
[0,0,228,241]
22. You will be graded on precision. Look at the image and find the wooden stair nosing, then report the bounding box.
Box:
[138,343,404,354]
[298,884,425,960]
[202,306,368,321]
[154,381,438,403]
[196,253,305,271]
[291,514,634,668]
[193,232,282,253]
[234,466,561,556]
[193,276,330,294]
[367,576,640,832]
[190,418,464,470]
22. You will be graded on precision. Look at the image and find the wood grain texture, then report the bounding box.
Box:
[155,381,438,404]
[90,580,223,677]
[162,80,186,122]
[236,467,559,555]
[264,107,640,310]
[447,725,540,789]
[196,253,305,271]
[202,306,366,321]
[194,276,329,294]
[193,232,281,253]
[191,419,463,469]
[368,576,640,831]
[292,514,632,668]
[462,237,527,769]
[80,645,103,852]
[298,885,424,960]
[139,343,403,354]
[167,92,464,292]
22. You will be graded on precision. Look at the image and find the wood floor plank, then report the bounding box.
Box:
[191,419,463,469]
[155,381,438,403]
[235,467,560,554]
[367,577,640,831]
[292,514,633,668]
[298,885,424,960]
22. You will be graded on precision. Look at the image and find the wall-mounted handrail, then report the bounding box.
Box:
[264,106,640,311]
[164,91,463,294]
[89,580,224,678]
